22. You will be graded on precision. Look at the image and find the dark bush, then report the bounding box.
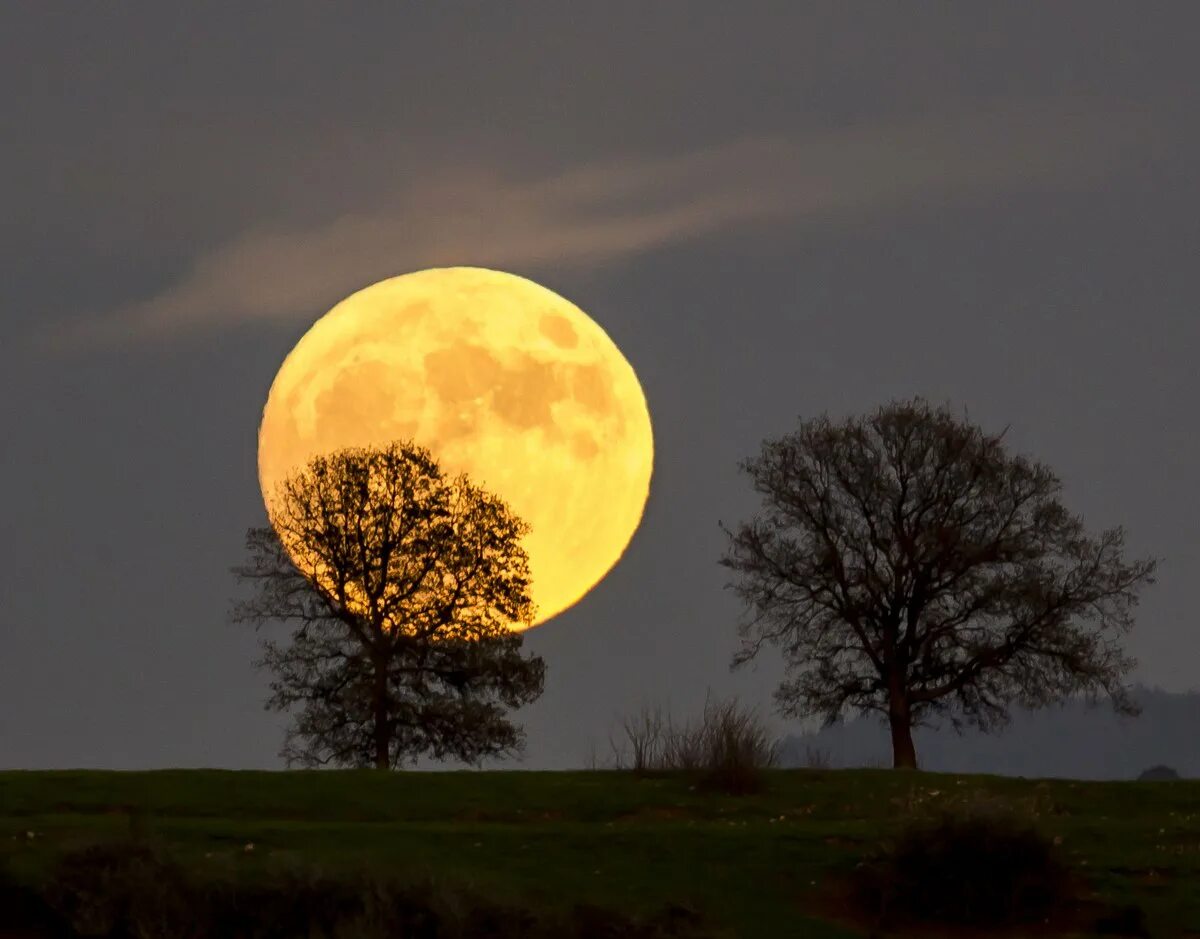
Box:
[1137,764,1180,781]
[693,698,779,795]
[610,696,779,795]
[850,802,1072,930]
[201,866,369,938]
[1094,902,1151,937]
[0,862,63,936]
[30,839,715,938]
[571,902,708,939]
[43,840,199,938]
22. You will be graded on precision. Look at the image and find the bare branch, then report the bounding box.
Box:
[230,441,546,769]
[721,397,1157,769]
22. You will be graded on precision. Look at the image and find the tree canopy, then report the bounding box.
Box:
[233,442,545,769]
[721,398,1157,769]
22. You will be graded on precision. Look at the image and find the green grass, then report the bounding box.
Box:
[1,768,1198,937]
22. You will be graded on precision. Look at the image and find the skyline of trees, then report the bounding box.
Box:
[229,397,1163,774]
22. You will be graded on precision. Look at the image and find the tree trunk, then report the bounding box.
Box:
[889,711,918,769]
[372,661,390,770]
[887,673,918,770]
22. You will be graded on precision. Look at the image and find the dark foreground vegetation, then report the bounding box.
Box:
[1,769,1197,938]
[3,840,711,938]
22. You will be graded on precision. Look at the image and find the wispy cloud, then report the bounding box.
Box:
[61,102,1148,344]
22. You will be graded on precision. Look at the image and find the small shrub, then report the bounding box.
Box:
[693,698,779,795]
[660,720,708,773]
[850,801,1072,929]
[611,705,671,773]
[1136,764,1180,781]
[610,696,779,794]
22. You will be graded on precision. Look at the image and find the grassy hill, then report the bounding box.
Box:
[0,768,1197,937]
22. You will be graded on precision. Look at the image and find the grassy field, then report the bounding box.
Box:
[0,768,1197,938]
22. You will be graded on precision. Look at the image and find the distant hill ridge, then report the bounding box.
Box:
[778,684,1199,779]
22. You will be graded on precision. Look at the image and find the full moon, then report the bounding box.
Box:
[257,267,654,629]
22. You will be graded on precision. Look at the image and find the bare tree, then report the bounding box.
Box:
[233,442,545,769]
[721,398,1157,770]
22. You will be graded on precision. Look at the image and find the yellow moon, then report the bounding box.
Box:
[257,267,654,629]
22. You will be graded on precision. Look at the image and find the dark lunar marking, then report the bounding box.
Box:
[424,342,574,433]
[570,430,601,460]
[277,385,307,448]
[492,354,563,429]
[311,359,420,446]
[423,343,506,406]
[431,408,476,445]
[397,299,433,323]
[569,362,617,418]
[539,314,578,349]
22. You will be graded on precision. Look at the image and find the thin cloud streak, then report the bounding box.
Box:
[64,102,1148,344]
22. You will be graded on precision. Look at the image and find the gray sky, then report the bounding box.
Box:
[2,3,1198,769]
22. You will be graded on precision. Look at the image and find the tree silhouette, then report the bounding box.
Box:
[233,442,545,769]
[721,398,1157,770]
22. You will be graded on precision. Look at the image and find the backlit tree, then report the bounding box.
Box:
[233,442,545,769]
